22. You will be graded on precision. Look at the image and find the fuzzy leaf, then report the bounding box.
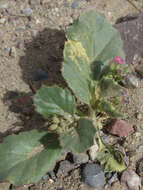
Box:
[60,118,96,153]
[99,100,122,118]
[100,77,122,97]
[0,130,62,185]
[62,11,124,104]
[98,138,127,172]
[34,86,76,118]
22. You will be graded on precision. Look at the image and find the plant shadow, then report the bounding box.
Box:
[1,28,67,140]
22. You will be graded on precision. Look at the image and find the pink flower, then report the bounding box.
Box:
[114,56,124,65]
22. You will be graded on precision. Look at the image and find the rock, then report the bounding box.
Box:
[34,68,48,81]
[125,74,139,88]
[48,171,57,181]
[28,0,40,5]
[5,47,11,53]
[108,119,134,137]
[17,41,24,49]
[135,112,143,120]
[0,182,10,190]
[115,14,143,65]
[88,143,99,161]
[135,64,143,77]
[41,174,49,181]
[72,153,89,164]
[105,172,118,186]
[57,160,73,177]
[10,47,16,57]
[82,163,105,189]
[21,8,33,15]
[121,169,141,190]
[71,0,82,9]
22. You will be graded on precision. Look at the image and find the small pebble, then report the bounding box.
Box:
[5,47,11,53]
[10,46,16,57]
[41,174,49,181]
[48,171,57,181]
[125,74,139,88]
[0,18,6,24]
[71,0,82,9]
[72,153,89,164]
[135,112,142,120]
[82,163,105,189]
[106,172,118,186]
[17,41,24,49]
[21,8,33,15]
[57,160,73,177]
[88,143,99,161]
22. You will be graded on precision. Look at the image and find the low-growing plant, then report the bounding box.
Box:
[0,11,131,186]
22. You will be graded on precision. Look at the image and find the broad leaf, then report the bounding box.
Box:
[62,39,91,104]
[34,86,76,118]
[97,138,127,172]
[99,100,122,118]
[100,77,122,97]
[0,130,62,185]
[60,118,96,153]
[62,12,125,103]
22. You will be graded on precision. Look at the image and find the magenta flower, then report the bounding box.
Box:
[114,56,124,65]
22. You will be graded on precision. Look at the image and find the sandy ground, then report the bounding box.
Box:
[0,0,143,189]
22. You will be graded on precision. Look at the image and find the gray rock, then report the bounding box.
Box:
[71,0,82,9]
[105,172,118,186]
[125,74,139,88]
[21,8,33,15]
[72,153,89,164]
[82,163,105,189]
[57,160,73,177]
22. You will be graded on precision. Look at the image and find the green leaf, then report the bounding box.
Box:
[34,86,76,118]
[62,39,91,104]
[62,11,125,104]
[60,118,96,153]
[0,130,62,185]
[100,77,122,97]
[98,138,127,172]
[99,100,122,118]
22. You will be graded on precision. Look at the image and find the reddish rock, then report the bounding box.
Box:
[108,119,134,137]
